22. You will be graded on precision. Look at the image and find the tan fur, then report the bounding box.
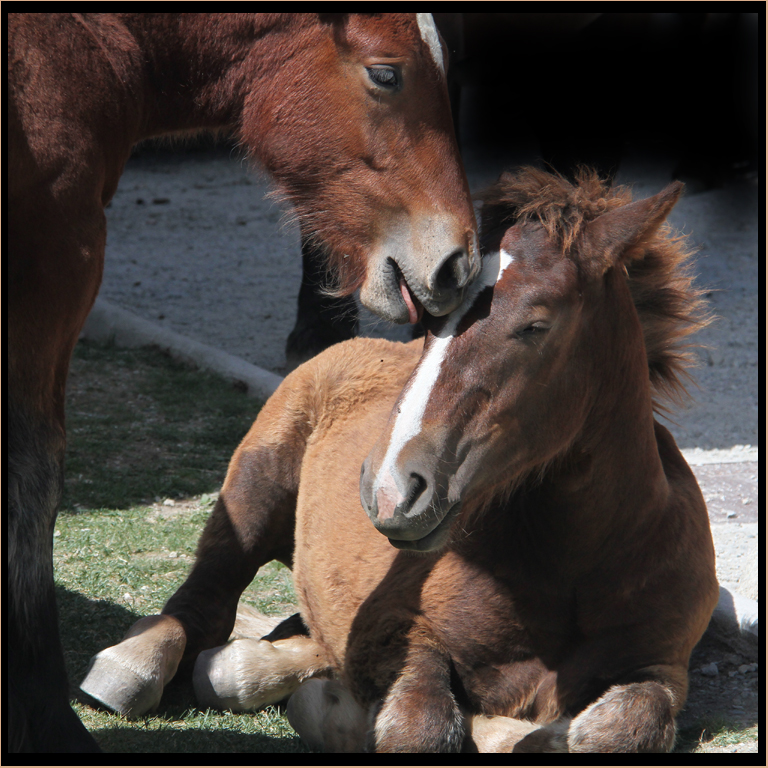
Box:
[230,603,286,641]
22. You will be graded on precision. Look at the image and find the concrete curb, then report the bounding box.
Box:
[81,298,284,402]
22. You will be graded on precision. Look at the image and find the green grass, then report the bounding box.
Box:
[61,340,259,511]
[56,340,306,752]
[676,718,759,754]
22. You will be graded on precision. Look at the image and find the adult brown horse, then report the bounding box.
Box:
[82,168,718,751]
[8,13,477,752]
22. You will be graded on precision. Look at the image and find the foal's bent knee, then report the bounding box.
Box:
[567,681,677,753]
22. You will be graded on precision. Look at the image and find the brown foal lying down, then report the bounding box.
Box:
[82,168,717,752]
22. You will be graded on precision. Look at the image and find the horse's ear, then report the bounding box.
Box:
[580,181,684,276]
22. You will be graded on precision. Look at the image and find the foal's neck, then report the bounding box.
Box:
[555,274,669,527]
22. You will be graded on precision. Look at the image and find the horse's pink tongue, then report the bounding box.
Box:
[399,278,424,324]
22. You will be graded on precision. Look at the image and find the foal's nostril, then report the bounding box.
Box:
[402,473,428,515]
[432,247,471,293]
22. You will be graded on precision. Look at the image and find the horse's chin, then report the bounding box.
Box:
[386,502,461,553]
[359,251,464,324]
[358,258,415,324]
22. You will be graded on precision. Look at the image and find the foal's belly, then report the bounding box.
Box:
[291,393,405,668]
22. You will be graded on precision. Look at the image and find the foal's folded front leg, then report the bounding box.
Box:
[80,378,315,717]
[565,664,685,752]
[371,639,466,752]
[287,626,465,752]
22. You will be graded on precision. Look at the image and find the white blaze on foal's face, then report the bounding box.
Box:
[372,249,515,507]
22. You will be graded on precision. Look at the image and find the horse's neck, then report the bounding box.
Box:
[116,13,295,140]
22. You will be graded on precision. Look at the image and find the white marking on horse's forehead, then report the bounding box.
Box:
[374,249,514,493]
[416,13,445,74]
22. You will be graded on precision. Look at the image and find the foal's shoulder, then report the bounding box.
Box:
[305,337,421,423]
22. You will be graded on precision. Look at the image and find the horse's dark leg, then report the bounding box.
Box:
[9,408,100,752]
[9,200,104,751]
[80,372,316,716]
[285,233,358,371]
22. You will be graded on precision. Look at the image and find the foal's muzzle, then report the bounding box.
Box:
[359,458,460,552]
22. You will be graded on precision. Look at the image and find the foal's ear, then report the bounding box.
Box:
[580,181,684,276]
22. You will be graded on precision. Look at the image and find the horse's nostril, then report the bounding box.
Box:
[433,247,471,293]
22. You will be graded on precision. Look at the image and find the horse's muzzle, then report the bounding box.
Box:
[359,223,479,324]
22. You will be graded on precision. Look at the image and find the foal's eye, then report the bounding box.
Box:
[366,66,400,90]
[515,322,549,340]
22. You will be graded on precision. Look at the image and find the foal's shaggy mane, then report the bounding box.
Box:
[480,166,711,409]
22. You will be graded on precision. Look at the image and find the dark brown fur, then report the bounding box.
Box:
[480,166,711,409]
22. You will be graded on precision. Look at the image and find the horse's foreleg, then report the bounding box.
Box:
[565,664,685,752]
[9,407,100,752]
[285,233,358,371]
[9,201,104,751]
[287,627,469,753]
[81,380,312,717]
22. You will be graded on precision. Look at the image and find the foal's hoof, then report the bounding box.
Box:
[80,648,163,718]
[79,615,186,718]
[286,678,368,753]
[194,638,301,712]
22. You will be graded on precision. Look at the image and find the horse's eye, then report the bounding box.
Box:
[366,66,400,90]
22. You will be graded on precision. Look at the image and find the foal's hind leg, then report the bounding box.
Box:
[81,377,317,717]
[194,607,331,712]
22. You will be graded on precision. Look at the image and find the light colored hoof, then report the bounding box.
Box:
[286,678,368,753]
[195,638,301,712]
[467,714,570,753]
[80,646,164,718]
[79,614,186,718]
